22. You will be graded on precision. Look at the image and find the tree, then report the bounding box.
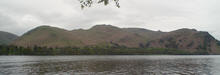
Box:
[79,0,120,8]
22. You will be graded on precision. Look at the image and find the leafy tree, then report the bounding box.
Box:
[0,45,205,55]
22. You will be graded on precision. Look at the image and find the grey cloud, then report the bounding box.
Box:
[0,13,16,26]
[0,0,219,40]
[0,12,20,35]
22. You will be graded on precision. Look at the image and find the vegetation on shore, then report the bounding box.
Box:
[0,45,209,55]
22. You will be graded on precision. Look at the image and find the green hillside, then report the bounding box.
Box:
[12,25,220,54]
[0,31,18,45]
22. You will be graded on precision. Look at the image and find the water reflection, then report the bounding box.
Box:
[0,56,219,75]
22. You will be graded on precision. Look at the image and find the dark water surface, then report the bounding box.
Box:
[0,55,220,75]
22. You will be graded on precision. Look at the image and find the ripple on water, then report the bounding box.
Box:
[0,55,219,75]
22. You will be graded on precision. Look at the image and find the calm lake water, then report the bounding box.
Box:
[0,55,220,75]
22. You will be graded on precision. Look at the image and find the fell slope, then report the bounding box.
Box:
[12,25,220,54]
[13,26,83,47]
[145,29,220,54]
[0,31,18,45]
[71,25,148,47]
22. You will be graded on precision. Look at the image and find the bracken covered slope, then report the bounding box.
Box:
[145,29,220,54]
[13,26,83,47]
[12,25,220,54]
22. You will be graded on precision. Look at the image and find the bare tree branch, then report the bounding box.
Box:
[79,0,120,9]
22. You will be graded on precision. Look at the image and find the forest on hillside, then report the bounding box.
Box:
[0,45,209,55]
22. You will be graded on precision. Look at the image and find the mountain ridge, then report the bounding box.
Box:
[12,24,220,54]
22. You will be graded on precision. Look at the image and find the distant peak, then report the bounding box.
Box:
[34,25,66,30]
[36,25,52,29]
[90,25,119,30]
[172,28,197,33]
[22,25,68,36]
[176,28,197,31]
[0,31,13,34]
[0,31,18,36]
[123,28,153,32]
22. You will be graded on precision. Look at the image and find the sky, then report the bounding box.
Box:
[0,0,220,40]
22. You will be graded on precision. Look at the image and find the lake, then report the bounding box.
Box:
[0,55,220,75]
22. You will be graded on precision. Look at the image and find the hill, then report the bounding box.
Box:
[13,26,83,47]
[12,25,220,54]
[0,31,18,45]
[144,29,220,54]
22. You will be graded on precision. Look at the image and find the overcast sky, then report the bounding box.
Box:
[0,0,220,40]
